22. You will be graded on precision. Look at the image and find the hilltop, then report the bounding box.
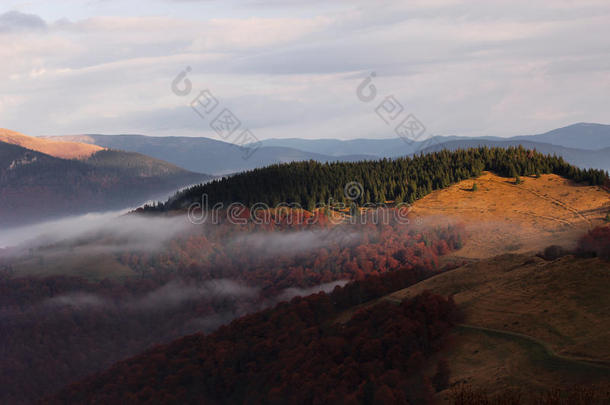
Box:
[409,171,610,259]
[0,129,103,159]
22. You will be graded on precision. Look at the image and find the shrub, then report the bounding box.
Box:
[540,245,567,261]
[578,226,610,260]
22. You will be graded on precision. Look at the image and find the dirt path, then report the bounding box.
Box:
[487,178,592,226]
[350,294,610,373]
[456,324,610,372]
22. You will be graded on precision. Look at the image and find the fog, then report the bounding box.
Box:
[136,279,259,309]
[45,292,106,309]
[277,280,349,302]
[0,210,194,253]
[43,279,259,312]
[229,227,360,257]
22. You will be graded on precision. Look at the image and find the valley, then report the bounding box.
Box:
[0,143,608,404]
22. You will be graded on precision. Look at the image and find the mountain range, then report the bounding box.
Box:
[47,134,375,175]
[48,123,610,174]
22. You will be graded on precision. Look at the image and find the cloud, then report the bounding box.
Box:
[1,1,610,138]
[0,11,46,32]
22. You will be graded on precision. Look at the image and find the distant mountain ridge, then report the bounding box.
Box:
[259,123,610,155]
[48,123,610,174]
[47,134,377,175]
[510,122,610,150]
[0,131,211,227]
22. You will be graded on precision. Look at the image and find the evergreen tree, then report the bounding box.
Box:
[148,147,609,213]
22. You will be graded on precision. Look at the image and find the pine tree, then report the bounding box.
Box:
[151,147,609,213]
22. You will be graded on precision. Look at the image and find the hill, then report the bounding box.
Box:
[42,268,460,405]
[41,247,610,404]
[47,134,376,175]
[0,139,211,227]
[142,146,608,215]
[361,252,610,401]
[409,171,610,259]
[0,128,103,159]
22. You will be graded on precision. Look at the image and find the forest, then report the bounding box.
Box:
[143,146,609,213]
[45,285,460,404]
[0,211,464,404]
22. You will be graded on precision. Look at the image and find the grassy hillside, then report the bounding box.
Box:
[373,252,610,401]
[409,171,610,259]
[0,128,103,159]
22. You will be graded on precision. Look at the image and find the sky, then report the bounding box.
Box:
[1,0,609,140]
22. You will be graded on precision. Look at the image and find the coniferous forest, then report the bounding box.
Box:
[146,147,609,213]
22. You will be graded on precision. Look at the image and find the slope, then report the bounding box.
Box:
[0,141,211,227]
[378,252,610,400]
[0,128,103,159]
[409,171,610,259]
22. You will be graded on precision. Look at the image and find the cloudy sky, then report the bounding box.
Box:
[1,0,609,139]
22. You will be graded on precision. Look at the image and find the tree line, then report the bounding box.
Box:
[144,146,609,213]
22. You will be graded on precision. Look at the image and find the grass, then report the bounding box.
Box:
[457,325,610,376]
[450,383,610,405]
